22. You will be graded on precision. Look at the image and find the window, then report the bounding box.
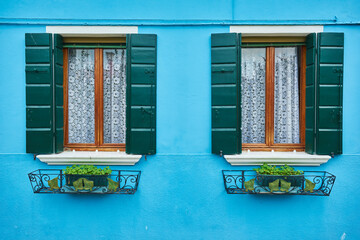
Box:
[63,46,127,151]
[211,32,343,156]
[25,33,157,155]
[241,43,306,151]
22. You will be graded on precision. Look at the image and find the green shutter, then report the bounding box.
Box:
[305,33,316,154]
[305,32,343,155]
[211,33,241,155]
[54,34,64,153]
[25,33,64,154]
[126,34,157,155]
[316,33,343,155]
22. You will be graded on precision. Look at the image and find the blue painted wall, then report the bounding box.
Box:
[0,0,359,23]
[1,1,360,239]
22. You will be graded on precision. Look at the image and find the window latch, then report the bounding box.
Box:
[141,107,153,115]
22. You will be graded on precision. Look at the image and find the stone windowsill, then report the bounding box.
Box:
[37,151,142,165]
[224,151,331,166]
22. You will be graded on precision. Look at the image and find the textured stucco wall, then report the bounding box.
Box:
[0,1,360,239]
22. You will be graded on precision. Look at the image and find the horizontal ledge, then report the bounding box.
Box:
[37,151,142,165]
[2,18,355,26]
[225,152,331,166]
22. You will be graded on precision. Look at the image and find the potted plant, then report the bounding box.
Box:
[254,163,304,187]
[63,165,112,187]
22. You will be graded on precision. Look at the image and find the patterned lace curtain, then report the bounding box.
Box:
[68,49,95,143]
[103,49,127,144]
[274,47,300,143]
[241,48,266,143]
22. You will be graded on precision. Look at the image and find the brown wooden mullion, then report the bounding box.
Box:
[94,49,101,147]
[98,49,104,146]
[299,46,307,145]
[63,49,69,146]
[265,47,275,147]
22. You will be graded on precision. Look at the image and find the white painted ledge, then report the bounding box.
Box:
[46,26,138,37]
[37,151,142,165]
[225,152,331,166]
[230,25,323,36]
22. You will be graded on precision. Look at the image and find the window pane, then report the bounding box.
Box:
[68,49,95,143]
[103,49,127,144]
[274,47,300,144]
[241,48,266,144]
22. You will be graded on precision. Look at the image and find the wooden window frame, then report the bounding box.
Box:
[63,48,126,151]
[242,45,306,152]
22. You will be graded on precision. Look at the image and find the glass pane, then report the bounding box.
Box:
[241,48,266,144]
[274,47,300,144]
[103,49,127,144]
[68,49,95,143]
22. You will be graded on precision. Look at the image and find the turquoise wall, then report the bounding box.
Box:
[1,1,360,239]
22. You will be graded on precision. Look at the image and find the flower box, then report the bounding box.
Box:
[65,174,109,187]
[256,174,305,187]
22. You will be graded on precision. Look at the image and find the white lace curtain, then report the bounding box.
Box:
[68,49,95,143]
[274,47,300,144]
[67,48,126,144]
[241,48,266,143]
[103,49,127,144]
[241,47,300,144]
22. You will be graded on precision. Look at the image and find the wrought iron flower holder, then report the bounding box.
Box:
[28,169,141,194]
[222,170,336,196]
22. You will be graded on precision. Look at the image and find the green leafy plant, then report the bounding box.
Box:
[63,165,112,175]
[254,163,303,176]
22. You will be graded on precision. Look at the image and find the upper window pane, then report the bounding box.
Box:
[274,47,300,144]
[103,49,127,144]
[241,48,266,144]
[67,49,95,144]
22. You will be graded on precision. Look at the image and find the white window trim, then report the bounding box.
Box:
[38,151,142,165]
[227,25,329,166]
[42,25,140,165]
[230,25,323,36]
[46,26,138,37]
[225,151,330,166]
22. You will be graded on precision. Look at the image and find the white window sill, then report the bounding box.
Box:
[37,151,142,165]
[224,151,331,166]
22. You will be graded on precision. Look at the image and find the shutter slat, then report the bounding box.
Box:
[126,34,157,155]
[211,33,241,155]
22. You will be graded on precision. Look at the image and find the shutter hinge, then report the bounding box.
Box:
[220,150,223,157]
[330,152,335,158]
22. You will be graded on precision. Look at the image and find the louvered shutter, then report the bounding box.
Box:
[316,33,343,155]
[126,34,157,154]
[211,33,241,155]
[305,33,316,154]
[305,32,343,155]
[25,33,64,154]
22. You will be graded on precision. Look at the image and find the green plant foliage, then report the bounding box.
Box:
[253,163,303,176]
[280,179,291,192]
[305,179,316,193]
[244,178,255,192]
[73,178,94,191]
[63,165,112,175]
[47,177,59,190]
[107,178,119,192]
[269,179,280,192]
